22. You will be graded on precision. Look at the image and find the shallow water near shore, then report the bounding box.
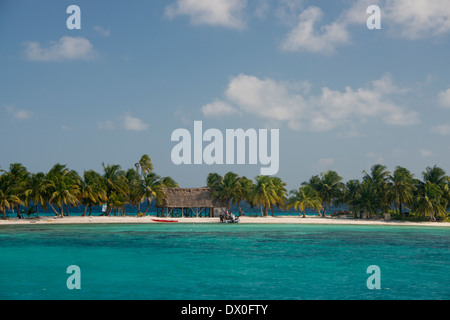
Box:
[0,223,449,300]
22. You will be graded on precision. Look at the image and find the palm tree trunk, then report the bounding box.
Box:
[83,205,88,217]
[302,210,306,218]
[89,206,92,216]
[143,198,151,215]
[49,203,59,216]
[16,204,21,219]
[2,209,5,219]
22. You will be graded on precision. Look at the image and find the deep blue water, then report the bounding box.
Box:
[0,223,449,300]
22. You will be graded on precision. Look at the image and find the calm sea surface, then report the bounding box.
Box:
[0,223,449,300]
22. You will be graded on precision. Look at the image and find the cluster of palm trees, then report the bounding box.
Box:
[0,155,178,219]
[207,165,450,221]
[207,172,287,217]
[1,158,449,221]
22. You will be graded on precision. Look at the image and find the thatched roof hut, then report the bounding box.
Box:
[156,188,227,217]
[157,187,227,208]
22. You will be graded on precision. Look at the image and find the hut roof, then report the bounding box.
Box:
[157,187,228,208]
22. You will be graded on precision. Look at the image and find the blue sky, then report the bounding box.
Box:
[1,0,450,190]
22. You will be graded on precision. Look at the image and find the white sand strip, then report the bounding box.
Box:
[0,215,449,227]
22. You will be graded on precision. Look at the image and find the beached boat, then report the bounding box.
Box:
[152,219,178,223]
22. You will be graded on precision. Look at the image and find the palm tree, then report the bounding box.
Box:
[350,181,380,219]
[287,185,323,217]
[79,170,107,216]
[6,163,28,218]
[303,170,344,216]
[240,176,255,212]
[388,166,415,217]
[231,176,254,216]
[124,168,142,215]
[135,154,154,178]
[412,181,447,221]
[108,192,126,216]
[269,176,287,216]
[0,174,22,219]
[251,175,278,216]
[344,179,361,217]
[102,163,128,216]
[422,165,448,186]
[362,164,391,213]
[49,173,80,217]
[24,172,50,218]
[139,173,179,215]
[210,172,241,210]
[206,173,224,190]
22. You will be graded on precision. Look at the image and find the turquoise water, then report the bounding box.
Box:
[0,223,449,300]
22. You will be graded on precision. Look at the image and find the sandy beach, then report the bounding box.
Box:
[0,215,449,227]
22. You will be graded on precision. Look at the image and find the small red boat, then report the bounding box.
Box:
[152,219,178,223]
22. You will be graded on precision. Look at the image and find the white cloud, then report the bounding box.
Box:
[165,0,247,29]
[123,115,149,132]
[5,105,33,120]
[202,73,419,132]
[94,26,111,37]
[345,0,450,39]
[24,36,95,61]
[280,0,450,55]
[383,0,450,39]
[431,124,450,136]
[438,88,450,108]
[281,6,350,55]
[201,100,241,117]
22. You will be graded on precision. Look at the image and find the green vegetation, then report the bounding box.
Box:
[207,165,450,221]
[0,154,178,218]
[1,159,449,222]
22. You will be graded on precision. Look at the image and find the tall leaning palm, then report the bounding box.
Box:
[135,154,154,178]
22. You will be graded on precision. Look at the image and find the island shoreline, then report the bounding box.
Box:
[1,215,449,227]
